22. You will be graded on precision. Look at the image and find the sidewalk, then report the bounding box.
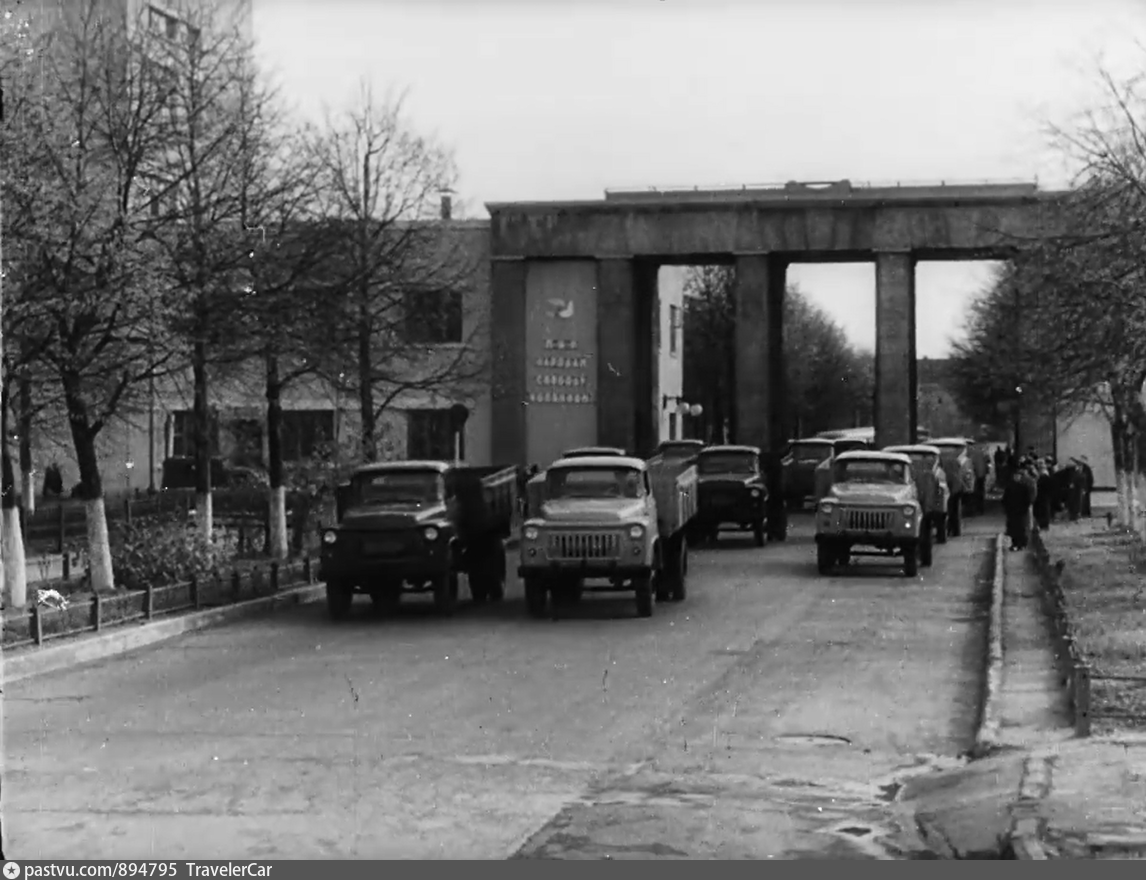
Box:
[986,529,1146,858]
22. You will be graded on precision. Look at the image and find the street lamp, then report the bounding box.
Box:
[662,394,703,418]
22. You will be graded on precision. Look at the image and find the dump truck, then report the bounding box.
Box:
[320,460,519,619]
[517,452,698,619]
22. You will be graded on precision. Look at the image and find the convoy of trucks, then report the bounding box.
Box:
[317,423,975,619]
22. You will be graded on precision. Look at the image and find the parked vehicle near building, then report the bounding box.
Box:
[814,451,931,577]
[692,445,768,546]
[883,444,951,543]
[518,452,697,619]
[320,461,518,620]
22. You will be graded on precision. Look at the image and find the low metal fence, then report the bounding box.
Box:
[1029,530,1146,735]
[4,556,318,650]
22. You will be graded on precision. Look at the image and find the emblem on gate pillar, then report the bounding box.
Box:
[547,298,575,319]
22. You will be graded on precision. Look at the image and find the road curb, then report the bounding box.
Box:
[3,582,327,684]
[973,533,1006,758]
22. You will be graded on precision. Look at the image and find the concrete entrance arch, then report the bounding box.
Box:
[487,180,1063,466]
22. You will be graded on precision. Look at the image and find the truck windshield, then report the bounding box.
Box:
[548,467,645,499]
[834,440,869,454]
[356,471,443,504]
[790,443,831,463]
[698,454,756,475]
[833,460,906,484]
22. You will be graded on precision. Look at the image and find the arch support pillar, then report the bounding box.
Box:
[733,253,787,452]
[874,250,917,448]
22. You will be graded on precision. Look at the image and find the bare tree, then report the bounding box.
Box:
[310,84,486,463]
[143,0,273,539]
[4,2,195,592]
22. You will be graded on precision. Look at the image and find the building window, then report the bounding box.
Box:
[186,25,201,50]
[407,409,455,460]
[403,289,463,344]
[281,410,335,462]
[229,419,263,468]
[668,412,678,440]
[171,410,219,458]
[669,304,680,356]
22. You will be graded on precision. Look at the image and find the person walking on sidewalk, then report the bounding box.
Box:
[1034,460,1054,531]
[1003,468,1034,550]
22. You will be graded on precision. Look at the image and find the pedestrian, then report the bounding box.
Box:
[1034,461,1054,531]
[1003,469,1034,550]
[1064,461,1083,522]
[971,444,989,515]
[1075,456,1094,516]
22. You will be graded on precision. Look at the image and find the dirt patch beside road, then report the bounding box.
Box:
[1039,521,1146,733]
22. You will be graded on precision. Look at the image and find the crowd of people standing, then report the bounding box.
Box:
[996,446,1094,551]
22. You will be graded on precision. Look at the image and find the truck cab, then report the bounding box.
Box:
[693,445,768,546]
[320,461,516,619]
[518,453,696,619]
[814,451,931,577]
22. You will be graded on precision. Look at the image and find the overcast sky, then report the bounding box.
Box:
[253,0,1146,358]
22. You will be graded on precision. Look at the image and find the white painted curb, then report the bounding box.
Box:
[3,582,327,684]
[974,533,1006,756]
[1009,754,1052,859]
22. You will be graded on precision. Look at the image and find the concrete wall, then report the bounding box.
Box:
[657,267,686,441]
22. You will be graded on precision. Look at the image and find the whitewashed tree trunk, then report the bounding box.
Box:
[85,497,115,592]
[196,491,213,540]
[268,485,288,559]
[1129,469,1140,532]
[1117,468,1130,527]
[2,508,26,609]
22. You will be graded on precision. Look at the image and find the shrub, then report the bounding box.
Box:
[112,515,232,591]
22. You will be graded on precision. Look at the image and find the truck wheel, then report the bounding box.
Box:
[935,513,948,544]
[488,541,507,602]
[432,572,459,616]
[753,519,766,547]
[326,579,354,621]
[904,545,919,577]
[670,537,688,602]
[949,499,963,537]
[768,507,788,542]
[470,577,489,605]
[524,577,548,619]
[634,573,655,618]
[919,527,933,567]
[816,541,835,575]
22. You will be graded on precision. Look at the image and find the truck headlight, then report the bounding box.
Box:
[902,505,915,517]
[524,526,539,541]
[750,488,761,498]
[322,530,338,545]
[423,526,439,541]
[628,524,644,539]
[819,501,834,514]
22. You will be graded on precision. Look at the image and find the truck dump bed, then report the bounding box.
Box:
[647,454,698,538]
[449,465,519,539]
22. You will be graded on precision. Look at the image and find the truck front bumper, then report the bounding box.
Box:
[320,554,452,586]
[519,560,653,579]
[815,532,918,551]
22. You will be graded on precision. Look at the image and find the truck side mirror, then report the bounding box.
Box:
[335,483,352,521]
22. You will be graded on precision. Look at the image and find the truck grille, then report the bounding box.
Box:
[360,530,416,557]
[547,532,620,560]
[846,509,894,531]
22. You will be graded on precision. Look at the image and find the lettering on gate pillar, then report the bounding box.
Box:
[523,261,600,466]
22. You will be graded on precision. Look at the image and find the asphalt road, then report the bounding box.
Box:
[5,515,999,859]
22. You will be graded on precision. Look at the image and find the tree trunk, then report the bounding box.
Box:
[18,374,34,515]
[192,339,213,539]
[1,388,27,609]
[357,312,375,462]
[265,351,288,560]
[62,381,114,593]
[1111,414,1129,528]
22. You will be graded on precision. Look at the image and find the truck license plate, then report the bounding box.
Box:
[365,539,403,555]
